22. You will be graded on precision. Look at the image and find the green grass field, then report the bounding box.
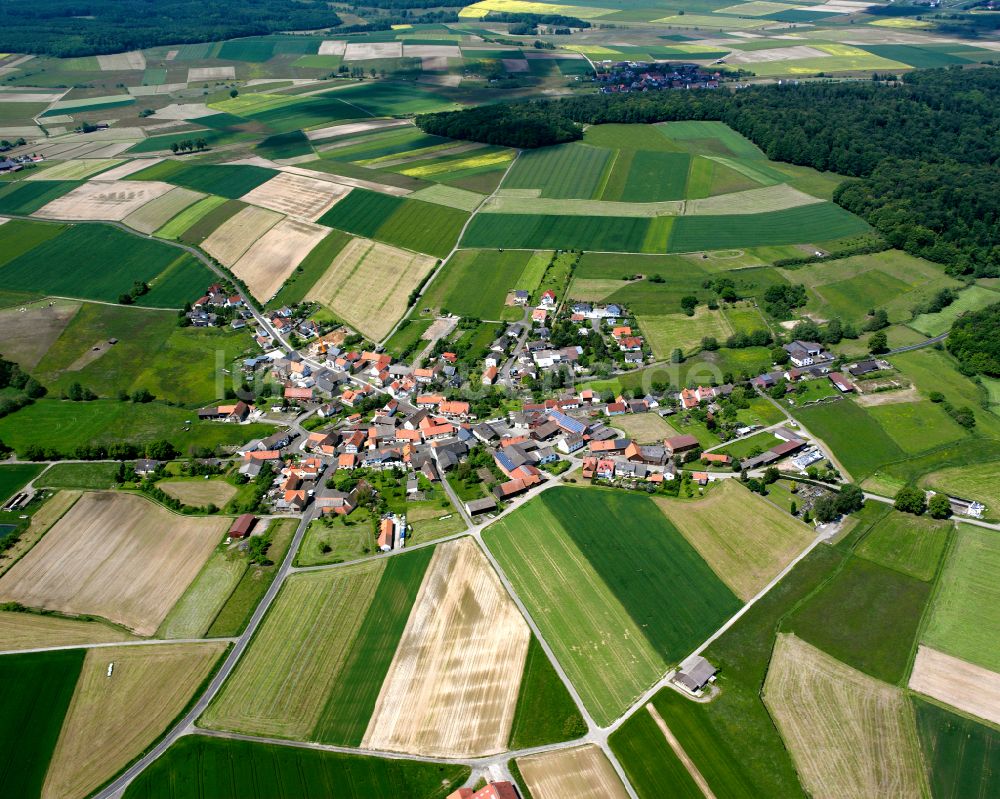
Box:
[255,130,313,160]
[659,121,764,159]
[462,212,671,253]
[666,203,869,252]
[910,284,1000,337]
[0,223,210,306]
[793,399,905,481]
[157,547,248,638]
[313,547,433,745]
[868,400,970,455]
[508,636,587,750]
[638,307,732,358]
[33,461,119,490]
[0,400,271,457]
[922,524,1000,673]
[924,460,1000,517]
[0,218,66,267]
[484,487,739,725]
[383,318,432,359]
[122,735,469,799]
[421,249,545,319]
[914,697,1000,799]
[0,649,84,797]
[785,555,931,685]
[131,162,277,199]
[609,706,703,799]
[0,463,44,502]
[331,81,459,116]
[154,195,228,240]
[318,188,466,258]
[503,141,613,199]
[855,510,950,582]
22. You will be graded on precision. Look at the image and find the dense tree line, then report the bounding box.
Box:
[483,11,591,28]
[0,0,341,57]
[946,302,1000,377]
[417,67,1000,276]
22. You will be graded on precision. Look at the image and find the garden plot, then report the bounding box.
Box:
[33,180,174,221]
[96,51,146,70]
[517,745,630,799]
[318,40,347,56]
[25,159,122,181]
[42,641,225,799]
[0,492,227,635]
[201,205,283,267]
[232,217,329,301]
[306,236,436,341]
[362,537,530,758]
[187,66,236,81]
[122,186,204,234]
[909,646,1000,728]
[240,172,350,221]
[344,42,403,60]
[764,634,929,799]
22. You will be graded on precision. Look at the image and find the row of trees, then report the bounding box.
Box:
[416,67,1000,276]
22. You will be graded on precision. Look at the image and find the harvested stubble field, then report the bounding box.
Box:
[240,172,351,221]
[232,217,329,301]
[25,158,122,181]
[42,641,226,799]
[909,645,1000,728]
[0,299,80,370]
[201,204,283,267]
[307,236,436,340]
[655,480,814,602]
[157,478,237,507]
[0,490,80,578]
[924,460,1000,517]
[202,560,388,739]
[517,744,631,799]
[0,492,227,635]
[363,537,530,758]
[32,179,175,221]
[763,634,929,799]
[0,610,135,651]
[922,524,1000,673]
[122,186,204,234]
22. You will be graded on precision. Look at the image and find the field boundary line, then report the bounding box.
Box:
[646,703,717,799]
[0,636,238,656]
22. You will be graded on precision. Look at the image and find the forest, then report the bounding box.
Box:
[946,302,1000,377]
[0,0,341,57]
[416,67,1000,276]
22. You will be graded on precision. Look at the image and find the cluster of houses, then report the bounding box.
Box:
[0,152,39,172]
[753,343,895,399]
[595,62,723,93]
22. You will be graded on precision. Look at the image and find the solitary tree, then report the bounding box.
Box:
[927,492,952,519]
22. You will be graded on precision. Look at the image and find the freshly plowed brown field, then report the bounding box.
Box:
[0,492,226,635]
[362,537,530,757]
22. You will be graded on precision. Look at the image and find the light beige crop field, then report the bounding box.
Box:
[684,184,823,215]
[157,478,237,507]
[306,236,436,341]
[318,40,347,55]
[96,51,146,70]
[0,610,135,652]
[240,172,350,220]
[90,157,164,181]
[43,641,226,799]
[0,490,80,579]
[0,299,80,370]
[232,216,329,301]
[26,158,123,181]
[187,66,235,81]
[201,205,283,267]
[655,480,814,601]
[201,561,385,739]
[0,492,227,635]
[611,412,677,444]
[122,186,205,234]
[33,180,175,221]
[363,537,530,758]
[763,634,929,799]
[909,645,1000,727]
[344,42,403,60]
[517,745,631,799]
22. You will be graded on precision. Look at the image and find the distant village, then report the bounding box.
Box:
[594,61,724,92]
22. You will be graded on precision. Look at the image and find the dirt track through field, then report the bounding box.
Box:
[909,645,1000,727]
[764,633,929,799]
[646,703,717,799]
[362,537,530,757]
[232,216,329,301]
[518,744,631,799]
[0,492,226,635]
[43,641,225,799]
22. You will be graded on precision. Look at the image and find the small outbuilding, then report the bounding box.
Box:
[229,513,257,539]
[673,655,718,694]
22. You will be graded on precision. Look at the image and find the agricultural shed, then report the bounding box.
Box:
[229,514,257,539]
[674,655,717,694]
[665,434,699,455]
[467,497,497,515]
